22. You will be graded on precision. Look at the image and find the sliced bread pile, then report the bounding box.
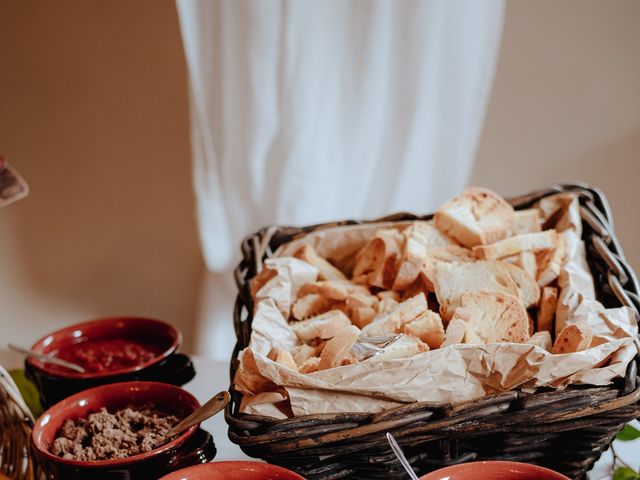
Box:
[251,187,588,374]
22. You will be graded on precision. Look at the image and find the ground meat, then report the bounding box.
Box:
[51,404,179,461]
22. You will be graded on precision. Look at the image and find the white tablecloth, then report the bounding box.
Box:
[1,349,637,478]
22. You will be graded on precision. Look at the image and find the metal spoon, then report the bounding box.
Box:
[166,391,230,438]
[387,432,419,480]
[8,343,85,373]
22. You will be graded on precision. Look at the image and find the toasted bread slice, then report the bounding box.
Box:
[290,310,351,341]
[434,187,515,248]
[377,290,401,301]
[537,234,568,287]
[352,228,404,289]
[473,230,558,260]
[375,297,399,314]
[267,347,298,370]
[441,318,473,347]
[351,306,377,328]
[362,293,428,336]
[403,310,445,349]
[537,286,558,333]
[513,209,542,234]
[294,245,347,281]
[291,344,317,366]
[421,246,474,291]
[319,325,361,370]
[516,251,538,279]
[433,260,539,319]
[249,267,277,300]
[527,331,552,352]
[452,291,530,344]
[393,221,456,290]
[291,293,336,320]
[365,334,429,361]
[552,323,593,354]
[299,280,371,301]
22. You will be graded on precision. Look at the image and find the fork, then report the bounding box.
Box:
[351,334,402,361]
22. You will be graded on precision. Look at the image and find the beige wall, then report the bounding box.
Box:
[0,0,201,351]
[473,0,640,273]
[1,0,638,354]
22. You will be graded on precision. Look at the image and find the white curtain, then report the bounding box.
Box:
[177,0,505,359]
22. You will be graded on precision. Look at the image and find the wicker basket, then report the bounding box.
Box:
[226,183,640,480]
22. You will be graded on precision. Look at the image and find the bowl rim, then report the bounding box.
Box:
[31,381,199,468]
[418,460,571,479]
[27,316,182,379]
[158,461,306,479]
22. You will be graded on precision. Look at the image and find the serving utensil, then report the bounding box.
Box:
[387,432,419,480]
[351,334,402,361]
[8,343,85,373]
[166,390,230,439]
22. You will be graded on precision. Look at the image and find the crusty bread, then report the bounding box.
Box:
[291,293,336,320]
[527,331,552,352]
[434,187,515,248]
[319,325,361,370]
[346,293,378,309]
[516,251,537,279]
[291,344,317,366]
[249,267,277,299]
[362,293,428,336]
[537,234,568,287]
[537,286,558,333]
[473,230,558,260]
[432,260,538,319]
[421,246,474,291]
[351,307,376,328]
[402,310,445,349]
[452,291,530,344]
[513,209,541,234]
[552,323,593,354]
[393,221,456,290]
[267,347,298,370]
[375,297,399,314]
[294,245,347,281]
[290,310,351,340]
[352,228,404,289]
[441,318,470,347]
[365,334,429,361]
[299,280,371,301]
[377,290,401,301]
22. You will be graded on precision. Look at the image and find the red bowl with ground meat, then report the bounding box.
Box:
[32,381,216,480]
[159,462,306,480]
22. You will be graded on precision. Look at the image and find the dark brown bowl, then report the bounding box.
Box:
[32,381,216,480]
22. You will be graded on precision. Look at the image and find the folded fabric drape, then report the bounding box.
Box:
[177,0,505,358]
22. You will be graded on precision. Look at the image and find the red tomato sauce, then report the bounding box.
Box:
[55,338,160,373]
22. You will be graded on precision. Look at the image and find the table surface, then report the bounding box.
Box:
[1,349,637,479]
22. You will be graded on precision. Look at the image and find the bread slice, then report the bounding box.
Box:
[352,228,404,289]
[249,267,277,299]
[537,286,558,333]
[291,344,317,366]
[377,290,401,301]
[513,209,541,234]
[432,260,539,319]
[291,293,336,320]
[290,310,351,341]
[351,306,377,328]
[294,245,347,281]
[527,331,552,352]
[375,297,399,314]
[537,234,568,287]
[451,291,530,344]
[362,293,428,336]
[552,323,593,354]
[403,310,445,349]
[473,230,558,260]
[319,325,361,370]
[434,187,515,248]
[365,334,429,361]
[421,246,474,291]
[516,251,538,279]
[441,318,474,347]
[393,221,456,290]
[299,280,371,301]
[267,348,298,370]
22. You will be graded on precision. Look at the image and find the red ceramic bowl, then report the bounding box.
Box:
[419,461,571,480]
[32,381,211,479]
[159,462,306,480]
[27,316,181,379]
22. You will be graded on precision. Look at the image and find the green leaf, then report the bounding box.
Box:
[617,424,640,441]
[613,467,640,480]
[8,369,44,418]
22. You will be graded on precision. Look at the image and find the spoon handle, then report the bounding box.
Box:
[167,391,230,438]
[8,343,85,373]
[387,432,419,480]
